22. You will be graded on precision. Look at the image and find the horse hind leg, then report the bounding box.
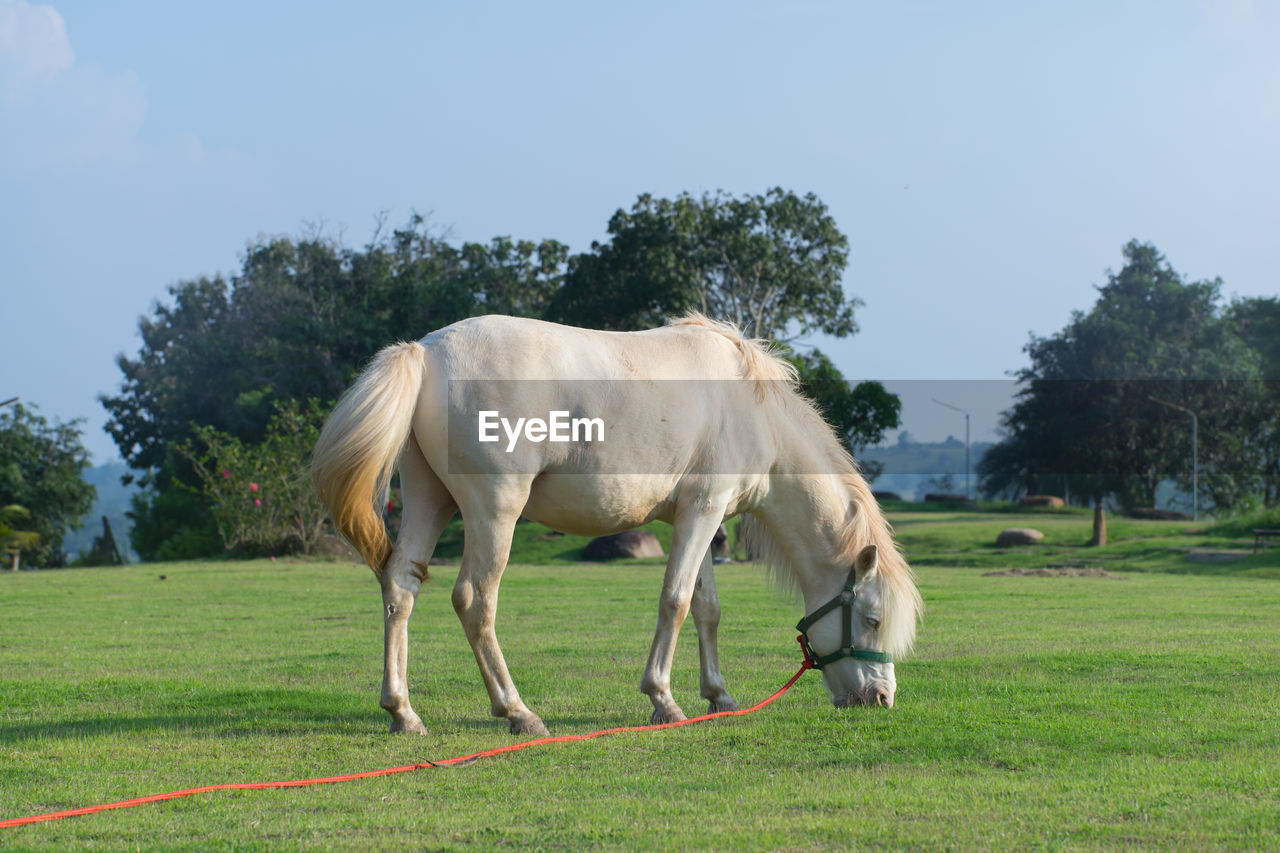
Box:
[451,498,548,736]
[380,437,455,735]
[691,551,738,713]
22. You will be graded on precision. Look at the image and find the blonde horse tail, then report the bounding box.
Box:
[312,340,427,578]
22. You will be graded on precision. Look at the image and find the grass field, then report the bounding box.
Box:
[2,512,1278,850]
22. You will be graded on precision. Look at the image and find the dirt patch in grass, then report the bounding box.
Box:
[983,567,1122,579]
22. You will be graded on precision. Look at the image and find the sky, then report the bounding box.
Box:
[3,0,1278,464]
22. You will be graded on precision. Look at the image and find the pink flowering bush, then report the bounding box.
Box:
[178,400,329,555]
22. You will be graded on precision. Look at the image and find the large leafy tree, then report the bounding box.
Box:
[102,220,568,476]
[103,217,567,558]
[0,403,96,567]
[550,189,856,341]
[980,241,1258,542]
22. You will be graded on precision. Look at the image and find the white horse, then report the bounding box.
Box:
[312,314,922,735]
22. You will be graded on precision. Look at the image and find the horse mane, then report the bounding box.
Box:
[670,313,923,658]
[668,313,798,386]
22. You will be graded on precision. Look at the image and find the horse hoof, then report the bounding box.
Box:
[707,697,739,714]
[508,712,549,736]
[389,716,427,735]
[650,707,687,725]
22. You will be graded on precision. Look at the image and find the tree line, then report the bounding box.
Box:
[5,201,1275,566]
[96,189,899,561]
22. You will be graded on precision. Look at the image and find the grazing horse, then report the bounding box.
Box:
[311,314,922,735]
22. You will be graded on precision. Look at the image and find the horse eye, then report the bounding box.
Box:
[865,617,880,630]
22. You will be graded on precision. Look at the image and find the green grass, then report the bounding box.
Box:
[2,514,1278,850]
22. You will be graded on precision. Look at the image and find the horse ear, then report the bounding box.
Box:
[854,544,878,580]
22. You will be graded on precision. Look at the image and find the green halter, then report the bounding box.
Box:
[795,566,892,669]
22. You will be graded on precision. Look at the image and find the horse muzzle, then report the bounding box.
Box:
[834,687,894,709]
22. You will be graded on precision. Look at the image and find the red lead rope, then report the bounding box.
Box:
[2,651,813,830]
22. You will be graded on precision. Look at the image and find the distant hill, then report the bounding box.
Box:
[859,432,994,500]
[63,461,138,561]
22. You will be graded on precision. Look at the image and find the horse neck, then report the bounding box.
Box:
[752,465,852,609]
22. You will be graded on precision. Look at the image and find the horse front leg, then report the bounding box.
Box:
[452,512,548,736]
[691,553,737,713]
[641,506,727,724]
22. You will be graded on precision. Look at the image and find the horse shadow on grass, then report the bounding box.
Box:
[0,686,374,744]
[1,692,666,744]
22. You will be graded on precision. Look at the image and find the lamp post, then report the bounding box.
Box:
[1148,395,1198,521]
[932,398,971,499]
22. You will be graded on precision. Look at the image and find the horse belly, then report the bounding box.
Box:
[522,474,677,536]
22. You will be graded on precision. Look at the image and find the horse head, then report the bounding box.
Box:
[798,545,898,708]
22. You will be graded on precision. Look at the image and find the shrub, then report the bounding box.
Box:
[1207,502,1280,538]
[178,401,330,555]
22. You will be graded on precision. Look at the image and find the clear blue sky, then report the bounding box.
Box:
[3,0,1277,462]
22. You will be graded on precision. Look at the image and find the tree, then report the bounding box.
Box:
[979,241,1257,543]
[0,404,96,566]
[550,189,857,341]
[125,459,223,562]
[979,378,1123,543]
[102,217,567,558]
[1227,297,1280,506]
[449,236,568,318]
[102,219,570,478]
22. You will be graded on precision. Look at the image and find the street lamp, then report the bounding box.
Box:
[1148,395,1198,521]
[932,397,971,499]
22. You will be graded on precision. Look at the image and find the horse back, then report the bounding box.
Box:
[410,315,778,526]
[421,314,747,382]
